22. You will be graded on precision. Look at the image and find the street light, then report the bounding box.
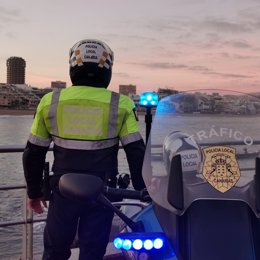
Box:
[139,92,158,144]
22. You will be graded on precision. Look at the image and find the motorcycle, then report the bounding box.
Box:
[59,89,260,260]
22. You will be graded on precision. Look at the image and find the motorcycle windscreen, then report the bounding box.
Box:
[142,89,260,217]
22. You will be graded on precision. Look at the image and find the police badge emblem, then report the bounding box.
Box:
[202,146,240,193]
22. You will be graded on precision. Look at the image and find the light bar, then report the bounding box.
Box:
[139,92,158,107]
[113,232,165,251]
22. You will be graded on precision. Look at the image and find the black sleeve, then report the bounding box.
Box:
[22,141,49,199]
[123,139,146,191]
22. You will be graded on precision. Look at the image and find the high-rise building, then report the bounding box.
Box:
[6,57,26,84]
[119,84,136,96]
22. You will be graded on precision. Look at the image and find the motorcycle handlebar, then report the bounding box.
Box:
[58,173,151,203]
[104,186,150,202]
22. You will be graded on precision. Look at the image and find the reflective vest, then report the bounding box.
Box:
[29,86,142,150]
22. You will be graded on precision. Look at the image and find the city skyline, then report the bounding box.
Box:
[0,0,259,94]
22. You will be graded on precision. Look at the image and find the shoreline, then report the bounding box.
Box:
[0,109,147,116]
[0,109,35,116]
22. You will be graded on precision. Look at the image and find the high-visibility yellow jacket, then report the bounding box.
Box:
[29,86,142,148]
[23,86,145,199]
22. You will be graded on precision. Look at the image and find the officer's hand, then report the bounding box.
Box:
[140,188,152,203]
[117,173,130,189]
[28,197,47,214]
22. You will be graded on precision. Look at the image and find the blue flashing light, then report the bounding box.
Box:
[132,239,143,250]
[153,238,164,249]
[113,237,123,249]
[147,95,152,101]
[139,92,158,107]
[113,233,165,252]
[143,239,153,250]
[122,239,132,250]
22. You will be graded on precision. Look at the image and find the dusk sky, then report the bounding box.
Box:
[0,0,259,94]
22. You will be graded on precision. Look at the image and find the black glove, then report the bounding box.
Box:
[117,173,130,189]
[140,188,152,202]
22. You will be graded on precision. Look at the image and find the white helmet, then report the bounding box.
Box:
[163,131,202,174]
[69,39,114,88]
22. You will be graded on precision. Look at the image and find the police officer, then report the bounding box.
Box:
[23,39,146,260]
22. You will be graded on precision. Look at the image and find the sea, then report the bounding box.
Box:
[0,114,147,260]
[0,113,259,259]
